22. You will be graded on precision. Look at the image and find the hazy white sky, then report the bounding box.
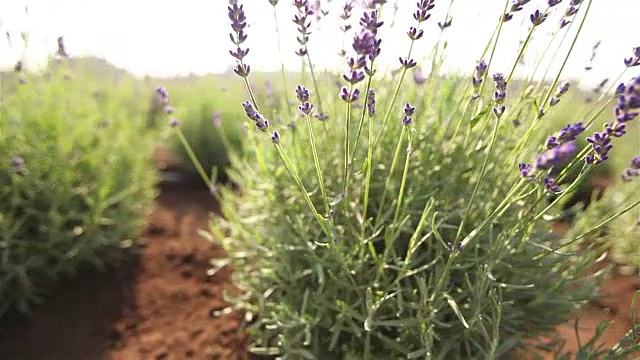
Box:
[0,0,638,88]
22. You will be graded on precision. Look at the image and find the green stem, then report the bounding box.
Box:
[372,23,421,149]
[176,129,211,187]
[451,0,510,143]
[573,198,640,242]
[374,126,406,227]
[541,0,593,108]
[272,4,293,121]
[454,111,502,243]
[362,111,378,261]
[392,128,413,226]
[305,49,324,115]
[273,142,331,237]
[342,85,354,199]
[350,74,375,168]
[304,112,330,214]
[506,25,538,84]
[237,60,330,237]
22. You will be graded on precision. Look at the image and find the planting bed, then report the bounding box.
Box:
[0,182,249,360]
[0,174,638,359]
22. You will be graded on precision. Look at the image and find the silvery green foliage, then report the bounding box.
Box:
[195,0,640,358]
[0,70,158,316]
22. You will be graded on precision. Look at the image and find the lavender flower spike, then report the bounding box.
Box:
[367,89,376,116]
[530,9,548,26]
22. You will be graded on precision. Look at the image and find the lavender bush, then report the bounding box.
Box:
[173,0,640,358]
[0,64,158,316]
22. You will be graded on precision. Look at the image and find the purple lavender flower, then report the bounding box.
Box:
[299,102,314,115]
[293,2,314,57]
[548,0,563,7]
[156,86,170,104]
[271,131,280,144]
[437,17,452,30]
[400,57,417,69]
[353,29,377,56]
[565,5,579,17]
[621,157,640,181]
[413,68,427,85]
[169,118,180,127]
[472,60,487,91]
[556,121,585,143]
[604,122,626,137]
[586,76,640,164]
[402,103,415,126]
[11,156,24,169]
[256,120,269,132]
[408,26,424,40]
[346,56,367,70]
[624,47,640,67]
[296,84,310,102]
[242,100,263,122]
[492,73,508,117]
[536,141,578,170]
[340,86,360,103]
[295,85,315,117]
[367,88,376,116]
[315,113,329,121]
[504,0,532,22]
[510,0,532,12]
[404,103,416,116]
[360,10,383,35]
[530,10,548,26]
[414,0,435,22]
[213,111,222,128]
[340,0,354,21]
[544,177,561,193]
[228,3,251,78]
[585,131,612,165]
[343,69,366,85]
[549,81,571,106]
[493,90,506,104]
[546,136,559,150]
[493,73,507,91]
[519,162,536,181]
[342,9,382,78]
[229,47,249,61]
[446,242,462,252]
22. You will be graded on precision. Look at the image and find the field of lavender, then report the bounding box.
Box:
[2,0,640,359]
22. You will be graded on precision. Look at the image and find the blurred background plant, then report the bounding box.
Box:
[0,55,159,317]
[162,77,246,186]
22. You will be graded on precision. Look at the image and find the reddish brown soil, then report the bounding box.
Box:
[0,183,249,360]
[521,272,640,359]
[0,174,638,359]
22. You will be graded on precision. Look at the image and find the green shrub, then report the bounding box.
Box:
[178,1,640,359]
[146,78,246,185]
[167,98,244,184]
[0,69,158,316]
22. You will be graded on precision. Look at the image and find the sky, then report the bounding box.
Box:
[0,0,638,88]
